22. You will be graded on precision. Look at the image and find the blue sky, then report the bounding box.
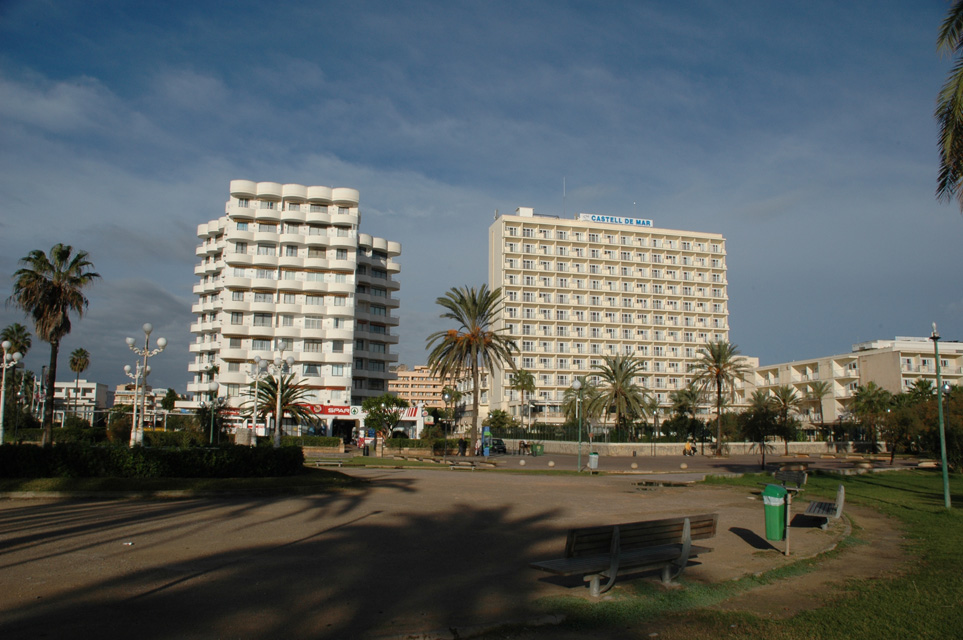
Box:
[0,0,959,393]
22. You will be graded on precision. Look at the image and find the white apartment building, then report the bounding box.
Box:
[489,207,742,424]
[53,379,109,423]
[189,180,402,432]
[752,336,963,425]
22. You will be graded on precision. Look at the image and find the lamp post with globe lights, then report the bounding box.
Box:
[930,323,952,510]
[249,356,268,436]
[126,323,167,446]
[1,341,24,444]
[571,378,583,472]
[264,341,296,448]
[123,362,148,444]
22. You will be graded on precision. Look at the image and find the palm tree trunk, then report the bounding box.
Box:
[715,378,723,456]
[471,363,480,448]
[43,340,59,445]
[74,372,80,418]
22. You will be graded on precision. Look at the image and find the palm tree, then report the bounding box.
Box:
[742,390,778,470]
[690,340,751,456]
[771,385,802,455]
[591,354,650,434]
[670,384,702,421]
[937,1,963,210]
[8,244,100,444]
[68,348,90,418]
[510,369,536,428]
[243,374,317,445]
[805,380,832,425]
[561,375,600,425]
[852,382,893,451]
[426,285,518,446]
[0,323,31,417]
[0,323,31,358]
[908,379,935,405]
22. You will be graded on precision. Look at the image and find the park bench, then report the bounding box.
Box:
[760,469,807,493]
[450,461,476,471]
[530,513,718,597]
[311,459,344,468]
[804,485,845,529]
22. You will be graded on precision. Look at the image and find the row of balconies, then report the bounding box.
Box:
[227,206,360,228]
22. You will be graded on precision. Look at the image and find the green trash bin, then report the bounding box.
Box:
[531,443,544,457]
[762,484,787,541]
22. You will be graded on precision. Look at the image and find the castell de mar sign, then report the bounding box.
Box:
[578,213,653,228]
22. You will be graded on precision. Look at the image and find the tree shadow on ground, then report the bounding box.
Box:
[0,476,565,639]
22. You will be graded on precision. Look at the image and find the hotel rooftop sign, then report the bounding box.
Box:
[578,213,653,228]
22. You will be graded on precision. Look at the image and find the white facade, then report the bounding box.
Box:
[53,379,109,422]
[189,180,402,422]
[752,336,963,424]
[489,207,746,423]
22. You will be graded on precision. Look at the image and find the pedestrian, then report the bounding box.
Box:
[458,437,467,456]
[474,437,481,456]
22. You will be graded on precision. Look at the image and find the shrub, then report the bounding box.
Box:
[0,443,305,478]
[144,430,206,448]
[278,435,341,448]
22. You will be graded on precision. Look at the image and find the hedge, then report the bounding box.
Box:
[0,443,305,478]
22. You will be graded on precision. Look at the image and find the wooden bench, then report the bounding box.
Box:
[760,469,807,493]
[450,461,476,471]
[530,513,718,597]
[311,459,344,468]
[804,485,845,529]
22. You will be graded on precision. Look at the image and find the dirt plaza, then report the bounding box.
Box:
[0,455,909,639]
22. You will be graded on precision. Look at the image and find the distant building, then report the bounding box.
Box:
[488,206,750,424]
[389,365,447,410]
[188,180,402,438]
[53,380,109,423]
[751,336,963,424]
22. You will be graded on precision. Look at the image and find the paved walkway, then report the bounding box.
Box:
[0,458,880,639]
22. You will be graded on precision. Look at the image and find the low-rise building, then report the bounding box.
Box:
[53,380,109,423]
[751,336,963,425]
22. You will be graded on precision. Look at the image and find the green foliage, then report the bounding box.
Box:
[484,409,517,431]
[361,393,409,439]
[0,443,305,478]
[143,429,206,448]
[278,435,341,448]
[161,388,179,411]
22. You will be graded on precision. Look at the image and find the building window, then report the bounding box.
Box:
[259,200,276,210]
[252,339,271,350]
[231,312,243,325]
[236,222,248,231]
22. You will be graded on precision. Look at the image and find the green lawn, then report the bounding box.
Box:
[519,470,963,640]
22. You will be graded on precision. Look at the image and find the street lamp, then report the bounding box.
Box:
[442,390,452,462]
[208,381,220,444]
[264,341,295,448]
[572,378,583,472]
[249,357,268,436]
[0,341,24,444]
[126,323,167,446]
[123,362,149,443]
[930,323,952,510]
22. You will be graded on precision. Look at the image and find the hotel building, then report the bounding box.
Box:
[188,180,401,431]
[489,207,743,424]
[752,336,963,425]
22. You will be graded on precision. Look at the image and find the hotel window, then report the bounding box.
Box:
[258,223,277,232]
[304,316,323,329]
[234,242,248,254]
[253,313,272,327]
[236,222,249,231]
[259,200,275,210]
[310,204,327,213]
[232,291,244,301]
[252,339,271,350]
[230,312,243,325]
[284,245,298,257]
[287,202,300,211]
[254,292,272,303]
[237,198,250,208]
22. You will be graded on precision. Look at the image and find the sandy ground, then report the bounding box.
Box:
[0,459,910,639]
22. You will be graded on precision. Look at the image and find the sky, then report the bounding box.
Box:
[0,0,960,394]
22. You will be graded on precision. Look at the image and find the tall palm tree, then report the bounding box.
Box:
[591,354,650,433]
[510,369,536,428]
[8,244,100,444]
[690,340,751,456]
[771,385,802,455]
[937,1,963,210]
[908,379,935,405]
[426,285,518,445]
[561,375,600,424]
[805,380,832,425]
[68,348,90,417]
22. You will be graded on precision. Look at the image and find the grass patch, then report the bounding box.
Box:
[506,470,963,639]
[0,467,365,495]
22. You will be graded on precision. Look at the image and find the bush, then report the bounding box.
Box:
[277,435,341,448]
[0,443,305,478]
[144,430,206,448]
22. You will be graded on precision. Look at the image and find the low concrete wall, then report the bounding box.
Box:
[502,439,887,457]
[302,444,345,456]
